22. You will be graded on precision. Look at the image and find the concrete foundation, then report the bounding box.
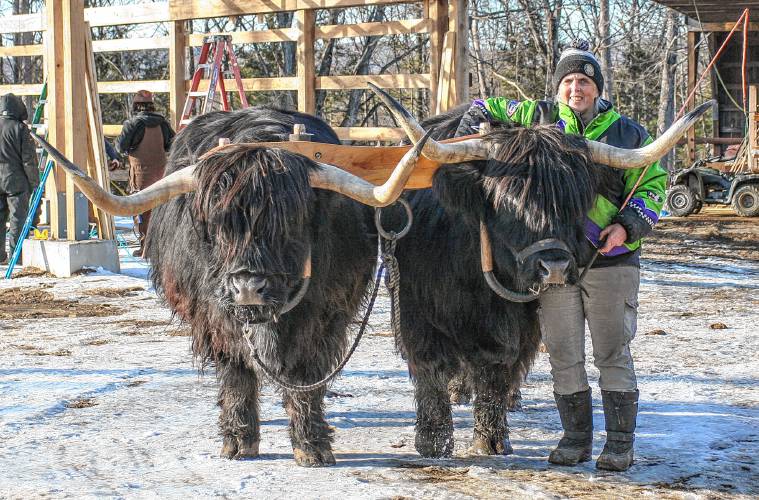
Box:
[22,239,120,277]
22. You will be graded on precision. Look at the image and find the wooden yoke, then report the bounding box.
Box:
[200,134,479,190]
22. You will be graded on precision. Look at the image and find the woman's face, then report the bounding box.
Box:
[558,73,599,116]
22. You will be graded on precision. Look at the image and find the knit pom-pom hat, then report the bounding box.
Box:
[552,40,604,94]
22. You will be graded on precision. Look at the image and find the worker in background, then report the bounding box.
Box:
[116,90,175,258]
[0,93,38,264]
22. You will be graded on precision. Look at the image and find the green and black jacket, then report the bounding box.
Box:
[462,97,667,267]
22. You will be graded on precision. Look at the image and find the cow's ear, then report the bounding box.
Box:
[433,162,485,219]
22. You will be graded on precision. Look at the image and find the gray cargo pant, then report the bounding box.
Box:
[0,188,29,262]
[538,265,640,395]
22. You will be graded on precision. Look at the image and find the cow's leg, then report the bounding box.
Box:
[448,368,473,405]
[414,365,454,458]
[469,363,513,456]
[283,388,335,467]
[217,359,261,459]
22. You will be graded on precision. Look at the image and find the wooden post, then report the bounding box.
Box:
[749,85,758,172]
[687,30,698,164]
[295,9,315,114]
[44,0,65,240]
[169,20,187,130]
[448,0,469,108]
[426,0,448,115]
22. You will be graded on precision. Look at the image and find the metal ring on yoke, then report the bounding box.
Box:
[374,198,413,240]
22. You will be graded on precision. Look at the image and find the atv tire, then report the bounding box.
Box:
[731,185,759,217]
[666,185,697,217]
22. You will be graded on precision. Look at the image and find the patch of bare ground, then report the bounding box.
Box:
[66,398,97,409]
[396,465,745,499]
[10,344,71,356]
[647,210,759,263]
[81,286,145,298]
[0,287,124,320]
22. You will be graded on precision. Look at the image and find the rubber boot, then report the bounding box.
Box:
[548,388,593,465]
[596,390,638,472]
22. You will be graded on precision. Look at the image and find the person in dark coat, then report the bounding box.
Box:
[116,90,175,257]
[0,93,38,264]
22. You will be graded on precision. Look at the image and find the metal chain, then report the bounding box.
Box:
[244,259,385,393]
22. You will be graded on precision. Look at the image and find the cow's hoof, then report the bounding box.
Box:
[469,435,514,456]
[415,428,454,458]
[221,436,260,459]
[220,436,238,459]
[235,438,260,459]
[293,446,336,467]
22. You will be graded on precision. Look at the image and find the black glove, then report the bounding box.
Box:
[454,101,494,137]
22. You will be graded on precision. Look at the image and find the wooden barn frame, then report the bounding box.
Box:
[0,0,469,242]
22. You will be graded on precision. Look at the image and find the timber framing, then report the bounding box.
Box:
[0,0,467,140]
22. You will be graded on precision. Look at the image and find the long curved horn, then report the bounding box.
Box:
[587,100,715,169]
[480,221,539,302]
[309,129,432,207]
[368,82,489,163]
[31,133,196,216]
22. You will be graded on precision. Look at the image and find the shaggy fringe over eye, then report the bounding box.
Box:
[192,145,316,267]
[482,126,599,234]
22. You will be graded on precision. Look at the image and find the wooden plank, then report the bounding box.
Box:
[169,21,187,130]
[97,80,169,94]
[427,0,447,114]
[689,22,759,32]
[103,124,122,136]
[315,19,432,39]
[63,0,89,241]
[317,74,431,90]
[92,36,170,52]
[687,30,697,164]
[45,1,65,240]
[0,83,44,95]
[296,9,316,114]
[84,21,114,240]
[169,0,413,20]
[187,29,298,46]
[0,44,43,57]
[0,13,43,34]
[192,77,299,92]
[448,0,468,107]
[436,32,454,114]
[335,127,405,141]
[750,85,758,172]
[84,2,170,27]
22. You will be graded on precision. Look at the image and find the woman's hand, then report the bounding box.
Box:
[599,223,627,254]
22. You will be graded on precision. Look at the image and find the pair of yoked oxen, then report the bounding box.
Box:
[35,86,711,466]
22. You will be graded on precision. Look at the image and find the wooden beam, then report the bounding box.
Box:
[92,36,171,52]
[169,0,413,21]
[97,80,170,94]
[187,29,298,46]
[316,74,431,90]
[427,0,448,114]
[84,3,170,27]
[296,9,315,114]
[448,0,469,107]
[689,22,759,32]
[45,1,65,240]
[687,30,698,164]
[749,85,758,172]
[335,127,405,141]
[192,77,300,92]
[63,0,89,241]
[0,45,43,57]
[169,21,186,130]
[0,83,44,95]
[316,19,432,39]
[0,12,43,34]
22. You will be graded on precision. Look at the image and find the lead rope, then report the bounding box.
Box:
[242,199,413,393]
[244,259,384,393]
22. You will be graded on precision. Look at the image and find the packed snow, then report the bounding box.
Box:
[0,219,756,499]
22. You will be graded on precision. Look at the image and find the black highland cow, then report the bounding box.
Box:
[32,106,425,467]
[370,85,711,458]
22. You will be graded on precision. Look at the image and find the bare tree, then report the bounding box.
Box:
[656,10,679,172]
[598,0,614,100]
[513,0,563,98]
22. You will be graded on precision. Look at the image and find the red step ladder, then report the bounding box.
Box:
[179,34,249,130]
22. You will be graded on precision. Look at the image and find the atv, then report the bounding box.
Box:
[665,158,759,217]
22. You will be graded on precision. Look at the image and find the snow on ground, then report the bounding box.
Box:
[0,220,756,499]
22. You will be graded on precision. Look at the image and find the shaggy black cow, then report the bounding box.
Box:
[371,84,711,458]
[32,106,426,467]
